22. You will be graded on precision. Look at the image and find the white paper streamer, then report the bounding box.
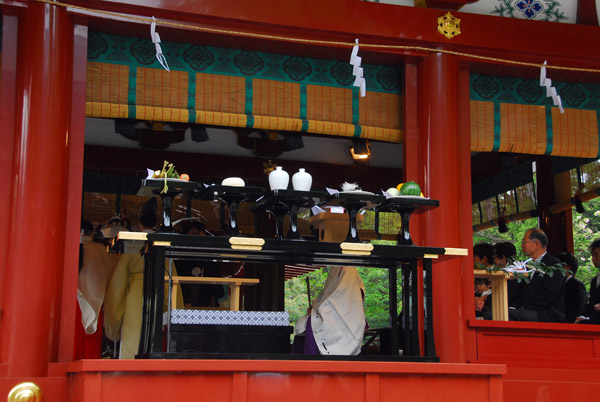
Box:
[540,60,563,113]
[503,258,536,274]
[151,17,170,72]
[311,205,326,215]
[350,39,366,97]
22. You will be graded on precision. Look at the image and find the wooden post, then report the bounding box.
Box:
[1,3,74,377]
[416,53,469,363]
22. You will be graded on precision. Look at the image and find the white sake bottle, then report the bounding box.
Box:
[292,168,312,191]
[269,166,289,190]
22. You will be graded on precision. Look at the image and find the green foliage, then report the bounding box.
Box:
[284,239,402,330]
[473,218,536,247]
[571,197,600,291]
[286,198,600,331]
[476,258,568,284]
[473,197,600,291]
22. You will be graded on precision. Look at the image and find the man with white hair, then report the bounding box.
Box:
[509,228,566,322]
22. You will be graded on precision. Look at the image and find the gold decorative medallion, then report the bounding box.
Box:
[8,382,42,402]
[263,160,277,175]
[438,12,461,39]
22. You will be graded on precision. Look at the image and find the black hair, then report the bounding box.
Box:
[473,243,495,263]
[590,239,600,252]
[494,242,517,261]
[528,228,548,248]
[555,251,579,275]
[475,278,490,286]
[81,220,94,235]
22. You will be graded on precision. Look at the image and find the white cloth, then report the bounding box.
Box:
[77,236,119,334]
[310,266,365,355]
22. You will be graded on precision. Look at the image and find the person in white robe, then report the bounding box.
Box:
[77,221,120,335]
[295,266,366,355]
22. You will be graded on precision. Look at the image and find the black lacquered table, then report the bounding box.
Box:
[375,196,439,245]
[137,179,200,231]
[250,189,328,239]
[132,232,462,360]
[196,185,265,236]
[322,192,385,242]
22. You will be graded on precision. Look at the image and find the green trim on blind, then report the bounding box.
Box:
[492,102,501,152]
[127,67,137,119]
[299,83,307,120]
[470,74,600,110]
[300,119,309,132]
[88,32,403,94]
[87,32,404,142]
[245,77,253,128]
[187,73,197,123]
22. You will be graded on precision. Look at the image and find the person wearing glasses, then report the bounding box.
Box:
[508,228,566,322]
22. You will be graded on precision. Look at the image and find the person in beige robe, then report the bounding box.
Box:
[104,210,183,359]
[295,266,366,355]
[77,222,120,335]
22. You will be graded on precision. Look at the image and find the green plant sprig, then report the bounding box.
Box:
[475,256,568,284]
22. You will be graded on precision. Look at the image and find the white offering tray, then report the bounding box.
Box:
[380,189,430,199]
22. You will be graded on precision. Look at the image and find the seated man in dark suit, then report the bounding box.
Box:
[556,251,587,323]
[508,228,566,323]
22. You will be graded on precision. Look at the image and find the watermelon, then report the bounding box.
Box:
[399,181,421,196]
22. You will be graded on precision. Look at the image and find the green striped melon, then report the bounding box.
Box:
[399,181,422,196]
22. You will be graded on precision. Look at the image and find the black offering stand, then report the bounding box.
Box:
[195,184,265,236]
[323,192,385,242]
[375,196,439,245]
[250,189,328,239]
[137,178,200,231]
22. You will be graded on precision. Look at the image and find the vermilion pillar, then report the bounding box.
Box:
[416,53,468,363]
[1,3,73,376]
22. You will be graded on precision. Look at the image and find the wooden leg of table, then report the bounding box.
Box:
[230,283,241,311]
[491,277,508,321]
[171,283,179,310]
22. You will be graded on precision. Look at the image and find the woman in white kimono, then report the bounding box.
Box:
[104,209,183,359]
[295,266,366,355]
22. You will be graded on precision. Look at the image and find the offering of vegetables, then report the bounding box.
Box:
[150,160,182,193]
[152,160,180,179]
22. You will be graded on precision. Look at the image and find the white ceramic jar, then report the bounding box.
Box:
[269,166,289,190]
[292,168,312,191]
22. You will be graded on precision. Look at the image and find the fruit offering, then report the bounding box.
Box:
[399,181,423,196]
[386,187,400,196]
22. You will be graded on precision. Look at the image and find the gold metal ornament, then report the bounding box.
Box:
[262,160,277,175]
[438,12,461,39]
[8,382,43,402]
